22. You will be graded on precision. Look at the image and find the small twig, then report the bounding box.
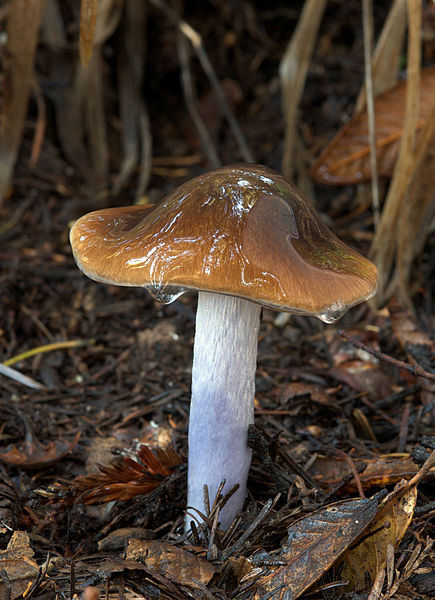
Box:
[397,403,410,453]
[30,77,47,169]
[135,103,153,202]
[402,449,435,491]
[333,448,365,499]
[89,346,132,381]
[338,329,435,382]
[362,0,380,231]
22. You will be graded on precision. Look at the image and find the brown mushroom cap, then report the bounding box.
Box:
[70,164,377,321]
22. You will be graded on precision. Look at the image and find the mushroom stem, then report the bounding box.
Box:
[187,291,261,530]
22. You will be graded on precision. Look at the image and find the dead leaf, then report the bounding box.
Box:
[389,298,435,358]
[126,539,216,589]
[0,432,80,470]
[310,66,435,185]
[247,496,379,600]
[308,454,431,493]
[280,381,333,407]
[0,531,39,599]
[0,531,34,560]
[337,480,417,592]
[329,360,392,399]
[98,527,153,552]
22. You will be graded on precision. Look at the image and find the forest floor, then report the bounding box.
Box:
[0,1,434,599]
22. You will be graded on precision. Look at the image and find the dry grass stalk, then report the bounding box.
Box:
[280,0,327,179]
[395,99,435,306]
[177,32,221,168]
[112,0,152,199]
[362,0,381,230]
[0,0,45,205]
[79,0,98,67]
[355,0,407,112]
[149,0,253,163]
[370,0,422,305]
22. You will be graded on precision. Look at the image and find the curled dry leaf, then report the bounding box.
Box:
[126,539,216,590]
[308,454,432,494]
[73,445,182,504]
[244,496,379,600]
[0,432,80,470]
[311,66,435,185]
[336,480,417,593]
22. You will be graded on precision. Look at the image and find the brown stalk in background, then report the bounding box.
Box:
[0,0,44,205]
[369,0,422,305]
[362,0,380,230]
[79,0,98,67]
[355,0,407,110]
[280,0,327,181]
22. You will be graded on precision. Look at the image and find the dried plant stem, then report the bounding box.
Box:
[0,0,45,204]
[280,0,327,179]
[149,0,253,163]
[395,100,435,305]
[370,0,422,304]
[355,0,407,111]
[362,0,380,231]
[79,0,98,67]
[177,32,221,168]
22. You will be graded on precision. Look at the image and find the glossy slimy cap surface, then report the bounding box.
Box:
[70,164,377,322]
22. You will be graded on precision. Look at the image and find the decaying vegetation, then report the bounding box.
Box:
[0,1,434,599]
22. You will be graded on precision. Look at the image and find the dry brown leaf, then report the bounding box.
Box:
[329,360,392,399]
[246,496,379,600]
[126,539,216,589]
[311,65,435,185]
[79,0,98,67]
[280,381,333,407]
[388,299,435,400]
[389,298,435,353]
[0,531,34,560]
[0,531,39,599]
[0,432,80,470]
[308,454,432,493]
[337,480,417,593]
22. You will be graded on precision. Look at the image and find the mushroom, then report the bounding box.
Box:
[69,163,377,530]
